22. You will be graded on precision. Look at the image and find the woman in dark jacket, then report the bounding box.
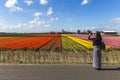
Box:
[88,31,102,70]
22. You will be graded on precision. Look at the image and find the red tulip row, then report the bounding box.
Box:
[41,36,57,50]
[52,36,62,50]
[0,34,61,49]
[41,34,62,50]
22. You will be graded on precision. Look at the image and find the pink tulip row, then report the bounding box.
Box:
[103,36,120,48]
[69,34,120,48]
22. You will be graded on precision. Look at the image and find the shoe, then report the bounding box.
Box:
[95,68,101,70]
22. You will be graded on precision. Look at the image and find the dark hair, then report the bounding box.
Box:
[96,31,102,40]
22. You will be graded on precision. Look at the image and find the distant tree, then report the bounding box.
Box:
[83,30,86,34]
[86,30,92,34]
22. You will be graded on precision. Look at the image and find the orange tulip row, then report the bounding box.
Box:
[0,34,61,50]
[52,36,62,50]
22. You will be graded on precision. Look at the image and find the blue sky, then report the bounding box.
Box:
[0,0,120,33]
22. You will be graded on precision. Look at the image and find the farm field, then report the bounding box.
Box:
[0,34,120,64]
[69,34,120,49]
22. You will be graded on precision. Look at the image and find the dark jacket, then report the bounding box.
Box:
[88,35,102,46]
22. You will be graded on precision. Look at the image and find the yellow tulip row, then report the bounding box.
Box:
[62,34,110,50]
[62,34,93,49]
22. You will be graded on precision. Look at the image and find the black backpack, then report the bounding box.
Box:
[101,41,106,50]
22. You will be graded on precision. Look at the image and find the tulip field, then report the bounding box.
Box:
[0,34,62,50]
[0,34,114,50]
[69,34,120,49]
[0,33,120,64]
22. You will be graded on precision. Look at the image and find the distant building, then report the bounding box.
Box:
[101,31,117,35]
[62,29,66,33]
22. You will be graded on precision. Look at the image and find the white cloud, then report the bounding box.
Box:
[111,18,120,23]
[47,7,53,16]
[44,24,51,27]
[4,0,23,11]
[28,17,46,27]
[50,17,58,21]
[40,0,48,5]
[55,17,59,20]
[29,17,40,24]
[47,17,58,23]
[81,0,89,5]
[0,16,59,32]
[86,18,120,33]
[34,12,42,17]
[24,0,33,6]
[0,18,45,32]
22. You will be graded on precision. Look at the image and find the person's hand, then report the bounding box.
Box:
[89,33,92,35]
[89,33,91,36]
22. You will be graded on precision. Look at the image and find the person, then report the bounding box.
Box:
[88,31,102,70]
